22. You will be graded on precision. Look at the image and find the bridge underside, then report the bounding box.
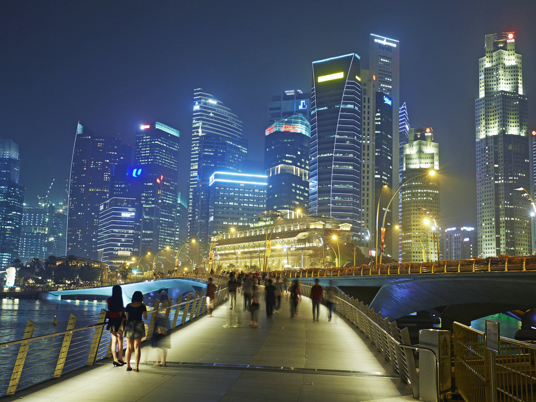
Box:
[302,273,536,323]
[41,278,208,306]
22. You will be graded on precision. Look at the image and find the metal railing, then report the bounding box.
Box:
[268,256,536,278]
[453,322,536,402]
[0,276,228,397]
[299,283,420,399]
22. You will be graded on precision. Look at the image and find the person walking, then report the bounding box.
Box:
[124,291,147,372]
[274,277,283,312]
[283,277,290,296]
[107,285,125,367]
[325,280,338,322]
[206,278,217,316]
[250,283,261,328]
[242,274,253,311]
[228,273,238,310]
[289,280,301,319]
[310,279,323,322]
[264,279,276,319]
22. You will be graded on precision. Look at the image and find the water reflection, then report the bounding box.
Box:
[471,313,521,339]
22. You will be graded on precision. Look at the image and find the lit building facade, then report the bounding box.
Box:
[441,227,476,261]
[189,89,247,252]
[476,32,530,257]
[47,203,67,257]
[268,90,310,125]
[19,205,48,262]
[530,131,536,252]
[212,214,352,271]
[67,123,126,260]
[369,34,400,256]
[135,122,180,255]
[265,114,310,213]
[207,172,267,235]
[397,103,410,261]
[0,139,25,269]
[401,127,439,262]
[97,197,141,263]
[309,54,362,232]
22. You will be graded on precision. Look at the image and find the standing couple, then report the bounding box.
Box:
[107,285,148,372]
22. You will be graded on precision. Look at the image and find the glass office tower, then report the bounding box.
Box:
[135,122,180,255]
[19,205,48,262]
[189,89,247,252]
[0,139,24,268]
[265,114,310,213]
[268,90,310,125]
[476,32,530,257]
[67,123,126,260]
[309,54,362,232]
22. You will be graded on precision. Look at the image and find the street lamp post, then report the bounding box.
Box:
[331,235,341,267]
[375,185,388,266]
[263,216,283,272]
[378,170,437,265]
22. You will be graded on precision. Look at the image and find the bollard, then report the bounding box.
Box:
[53,315,57,325]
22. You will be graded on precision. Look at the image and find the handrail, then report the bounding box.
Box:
[399,344,439,402]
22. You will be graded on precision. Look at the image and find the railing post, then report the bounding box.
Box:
[523,257,526,271]
[400,327,419,398]
[488,259,491,272]
[432,263,434,274]
[409,264,411,274]
[189,291,199,321]
[7,319,35,395]
[458,262,460,273]
[444,262,447,273]
[195,290,206,317]
[473,260,475,272]
[505,258,508,272]
[146,299,160,342]
[420,264,422,274]
[398,265,400,275]
[54,314,77,378]
[171,294,182,328]
[388,265,390,275]
[180,293,193,325]
[87,309,107,366]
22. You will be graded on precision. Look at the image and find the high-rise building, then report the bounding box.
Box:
[0,139,24,269]
[265,114,310,213]
[397,103,410,261]
[47,203,67,257]
[530,131,536,252]
[135,122,180,255]
[268,90,310,125]
[369,34,400,258]
[177,192,188,248]
[189,89,247,251]
[207,172,267,235]
[441,227,476,261]
[97,197,141,263]
[309,54,362,232]
[67,123,126,259]
[476,32,530,257]
[19,205,48,262]
[401,127,439,262]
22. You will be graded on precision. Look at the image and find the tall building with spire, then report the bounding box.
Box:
[476,32,530,257]
[188,89,247,251]
[309,54,362,234]
[0,139,24,268]
[397,102,410,261]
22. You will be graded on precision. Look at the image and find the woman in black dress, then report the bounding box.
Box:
[124,291,147,372]
[107,285,125,367]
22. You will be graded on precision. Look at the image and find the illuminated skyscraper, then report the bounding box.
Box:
[135,122,180,255]
[530,131,536,252]
[265,114,310,213]
[476,32,530,257]
[441,227,476,261]
[0,139,24,268]
[189,89,247,251]
[369,34,400,257]
[309,54,362,231]
[401,127,439,262]
[19,205,48,262]
[268,90,310,125]
[67,123,125,259]
[397,102,410,261]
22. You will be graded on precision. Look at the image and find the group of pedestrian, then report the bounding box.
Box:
[106,285,148,372]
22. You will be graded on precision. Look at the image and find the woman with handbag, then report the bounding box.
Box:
[107,285,125,367]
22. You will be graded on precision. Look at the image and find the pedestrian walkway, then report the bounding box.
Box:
[5,293,414,402]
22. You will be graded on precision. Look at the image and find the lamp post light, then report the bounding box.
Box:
[358,220,373,264]
[422,208,440,262]
[378,169,437,265]
[375,185,389,266]
[263,215,283,272]
[331,235,341,268]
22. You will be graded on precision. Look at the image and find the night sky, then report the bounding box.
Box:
[2,0,536,229]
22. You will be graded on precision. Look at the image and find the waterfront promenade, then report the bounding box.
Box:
[4,296,413,402]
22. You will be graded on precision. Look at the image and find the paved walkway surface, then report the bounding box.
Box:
[7,293,414,402]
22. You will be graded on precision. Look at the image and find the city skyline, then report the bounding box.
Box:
[2,1,536,233]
